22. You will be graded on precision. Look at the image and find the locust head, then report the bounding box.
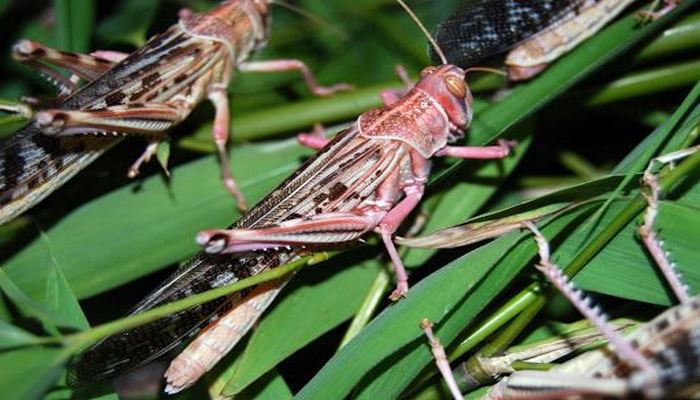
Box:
[393,0,474,143]
[415,64,473,141]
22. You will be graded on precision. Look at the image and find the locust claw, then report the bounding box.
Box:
[36,110,67,135]
[197,230,228,253]
[389,281,409,301]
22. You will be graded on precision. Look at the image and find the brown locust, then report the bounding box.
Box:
[0,0,350,222]
[68,0,514,393]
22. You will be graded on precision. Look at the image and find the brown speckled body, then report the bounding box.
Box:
[0,0,269,224]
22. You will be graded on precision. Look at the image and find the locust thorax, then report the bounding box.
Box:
[179,0,270,64]
[415,64,473,143]
[357,64,473,158]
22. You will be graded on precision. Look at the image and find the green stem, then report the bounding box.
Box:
[585,59,700,106]
[338,268,390,349]
[449,148,700,361]
[479,295,547,358]
[559,151,600,178]
[449,285,541,362]
[179,83,400,152]
[59,252,336,350]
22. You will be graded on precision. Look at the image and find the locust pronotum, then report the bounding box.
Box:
[432,0,678,80]
[423,147,700,399]
[0,0,350,220]
[69,0,515,393]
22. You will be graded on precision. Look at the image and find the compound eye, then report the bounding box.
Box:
[444,74,467,98]
[420,66,438,77]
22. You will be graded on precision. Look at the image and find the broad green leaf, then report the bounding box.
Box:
[54,0,95,53]
[296,207,593,399]
[41,232,89,331]
[3,138,312,301]
[238,370,293,400]
[0,268,65,334]
[97,0,160,47]
[0,347,67,400]
[223,258,382,395]
[0,321,37,350]
[573,201,700,304]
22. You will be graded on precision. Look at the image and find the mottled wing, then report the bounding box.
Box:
[0,124,115,224]
[432,0,582,66]
[590,297,700,388]
[0,25,226,224]
[68,126,406,384]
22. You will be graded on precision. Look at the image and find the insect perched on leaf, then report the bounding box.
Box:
[0,0,351,222]
[67,0,515,393]
[432,0,678,80]
[422,147,700,399]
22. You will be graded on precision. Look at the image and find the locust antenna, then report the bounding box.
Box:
[464,67,507,77]
[396,0,447,65]
[270,0,347,40]
[464,66,507,81]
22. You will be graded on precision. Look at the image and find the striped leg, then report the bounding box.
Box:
[238,60,353,97]
[12,39,126,95]
[35,102,188,177]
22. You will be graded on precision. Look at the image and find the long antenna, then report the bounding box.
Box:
[270,0,348,41]
[396,0,447,65]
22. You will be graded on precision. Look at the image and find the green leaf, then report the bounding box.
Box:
[223,258,382,395]
[573,201,700,304]
[237,370,293,400]
[41,232,89,331]
[0,321,37,350]
[0,347,67,400]
[0,268,65,335]
[156,139,171,176]
[3,138,312,301]
[54,0,95,53]
[296,208,591,399]
[97,0,160,47]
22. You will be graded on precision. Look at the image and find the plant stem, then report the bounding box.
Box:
[449,147,700,361]
[62,252,336,350]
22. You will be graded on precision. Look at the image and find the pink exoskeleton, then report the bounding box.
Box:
[68,1,514,392]
[194,1,515,302]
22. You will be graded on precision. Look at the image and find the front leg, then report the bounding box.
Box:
[35,102,188,177]
[13,40,127,94]
[238,60,353,97]
[435,139,515,159]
